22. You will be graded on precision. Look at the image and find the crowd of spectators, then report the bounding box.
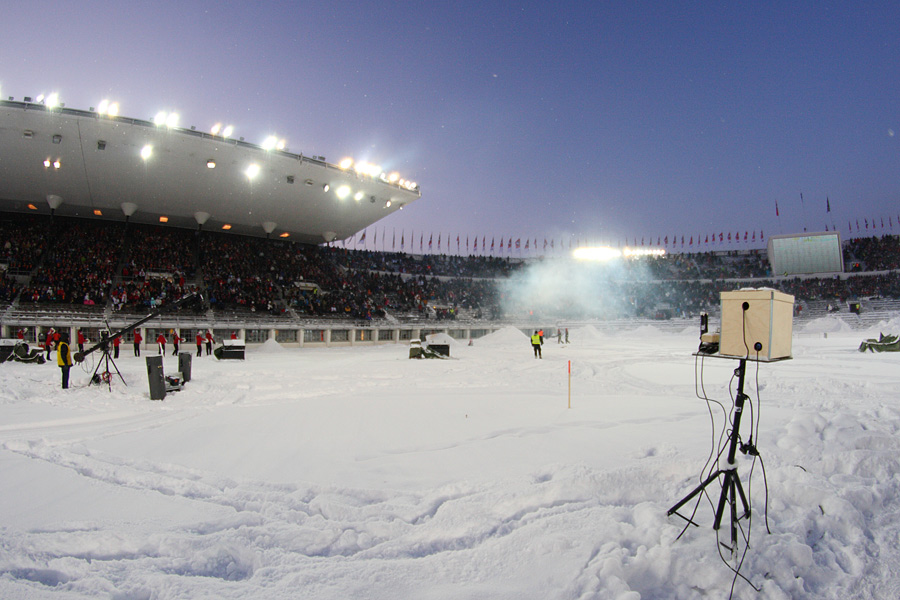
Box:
[3,212,900,322]
[844,236,900,271]
[19,220,121,306]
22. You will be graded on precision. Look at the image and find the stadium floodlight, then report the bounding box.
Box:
[165,112,179,128]
[622,247,666,258]
[261,135,278,150]
[211,123,222,136]
[385,199,392,208]
[97,99,109,114]
[206,159,216,169]
[46,93,60,108]
[140,145,153,160]
[107,102,119,116]
[245,163,260,179]
[322,184,330,192]
[339,157,353,170]
[36,94,44,104]
[573,246,622,261]
[154,111,167,126]
[222,125,234,138]
[43,159,51,168]
[335,185,351,199]
[388,172,399,183]
[354,191,365,201]
[53,160,61,169]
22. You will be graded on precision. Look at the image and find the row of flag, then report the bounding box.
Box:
[340,229,773,254]
[339,209,900,256]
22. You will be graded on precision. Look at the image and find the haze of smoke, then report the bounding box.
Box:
[497,257,656,321]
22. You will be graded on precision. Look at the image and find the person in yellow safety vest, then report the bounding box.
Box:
[531,331,542,359]
[57,332,73,389]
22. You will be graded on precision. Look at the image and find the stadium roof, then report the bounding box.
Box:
[0,99,421,244]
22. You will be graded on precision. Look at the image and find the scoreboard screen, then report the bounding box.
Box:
[767,232,843,276]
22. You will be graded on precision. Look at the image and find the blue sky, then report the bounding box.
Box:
[3,1,899,250]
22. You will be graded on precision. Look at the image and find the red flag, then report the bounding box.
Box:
[689,236,693,246]
[515,238,520,249]
[775,201,780,217]
[525,239,530,249]
[508,238,512,249]
[474,237,478,251]
[428,234,433,250]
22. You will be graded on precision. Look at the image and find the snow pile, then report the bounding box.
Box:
[475,325,529,347]
[253,338,286,353]
[0,328,898,599]
[800,316,855,333]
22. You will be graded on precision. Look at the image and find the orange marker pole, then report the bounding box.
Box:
[568,360,571,409]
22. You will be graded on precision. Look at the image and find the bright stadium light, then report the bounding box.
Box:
[261,135,278,150]
[154,111,167,126]
[107,102,119,116]
[245,163,260,179]
[339,157,353,169]
[335,185,351,199]
[140,145,153,160]
[354,191,365,201]
[623,247,666,258]
[46,93,60,108]
[211,123,222,135]
[222,125,234,138]
[276,138,286,151]
[97,99,109,114]
[388,172,399,182]
[573,247,623,261]
[165,112,179,128]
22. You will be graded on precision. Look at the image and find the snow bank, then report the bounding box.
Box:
[474,326,529,347]
[252,338,286,353]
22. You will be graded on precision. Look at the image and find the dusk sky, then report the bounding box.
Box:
[3,1,899,250]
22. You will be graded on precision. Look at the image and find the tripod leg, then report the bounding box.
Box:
[729,477,738,552]
[713,470,732,531]
[733,473,750,519]
[668,470,723,518]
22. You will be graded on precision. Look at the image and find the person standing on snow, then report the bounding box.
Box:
[57,333,73,389]
[531,331,543,359]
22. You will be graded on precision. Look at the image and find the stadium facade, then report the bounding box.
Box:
[0,98,421,244]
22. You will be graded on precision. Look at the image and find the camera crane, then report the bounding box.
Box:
[74,292,202,390]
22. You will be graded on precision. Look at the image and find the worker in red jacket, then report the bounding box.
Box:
[171,331,182,356]
[156,332,166,354]
[77,329,86,353]
[133,330,142,357]
[112,334,121,359]
[196,332,204,357]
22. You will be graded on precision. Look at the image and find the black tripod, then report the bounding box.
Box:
[668,357,751,553]
[89,339,126,391]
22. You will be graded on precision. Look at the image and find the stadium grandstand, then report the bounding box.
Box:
[2,97,900,349]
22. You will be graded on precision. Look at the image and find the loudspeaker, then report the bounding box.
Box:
[719,289,794,360]
[178,352,192,382]
[146,355,167,400]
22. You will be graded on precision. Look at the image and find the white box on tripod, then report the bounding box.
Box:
[719,289,794,360]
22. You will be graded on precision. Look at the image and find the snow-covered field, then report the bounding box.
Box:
[1,319,898,599]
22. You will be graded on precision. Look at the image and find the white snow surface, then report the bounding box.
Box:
[1,326,898,599]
